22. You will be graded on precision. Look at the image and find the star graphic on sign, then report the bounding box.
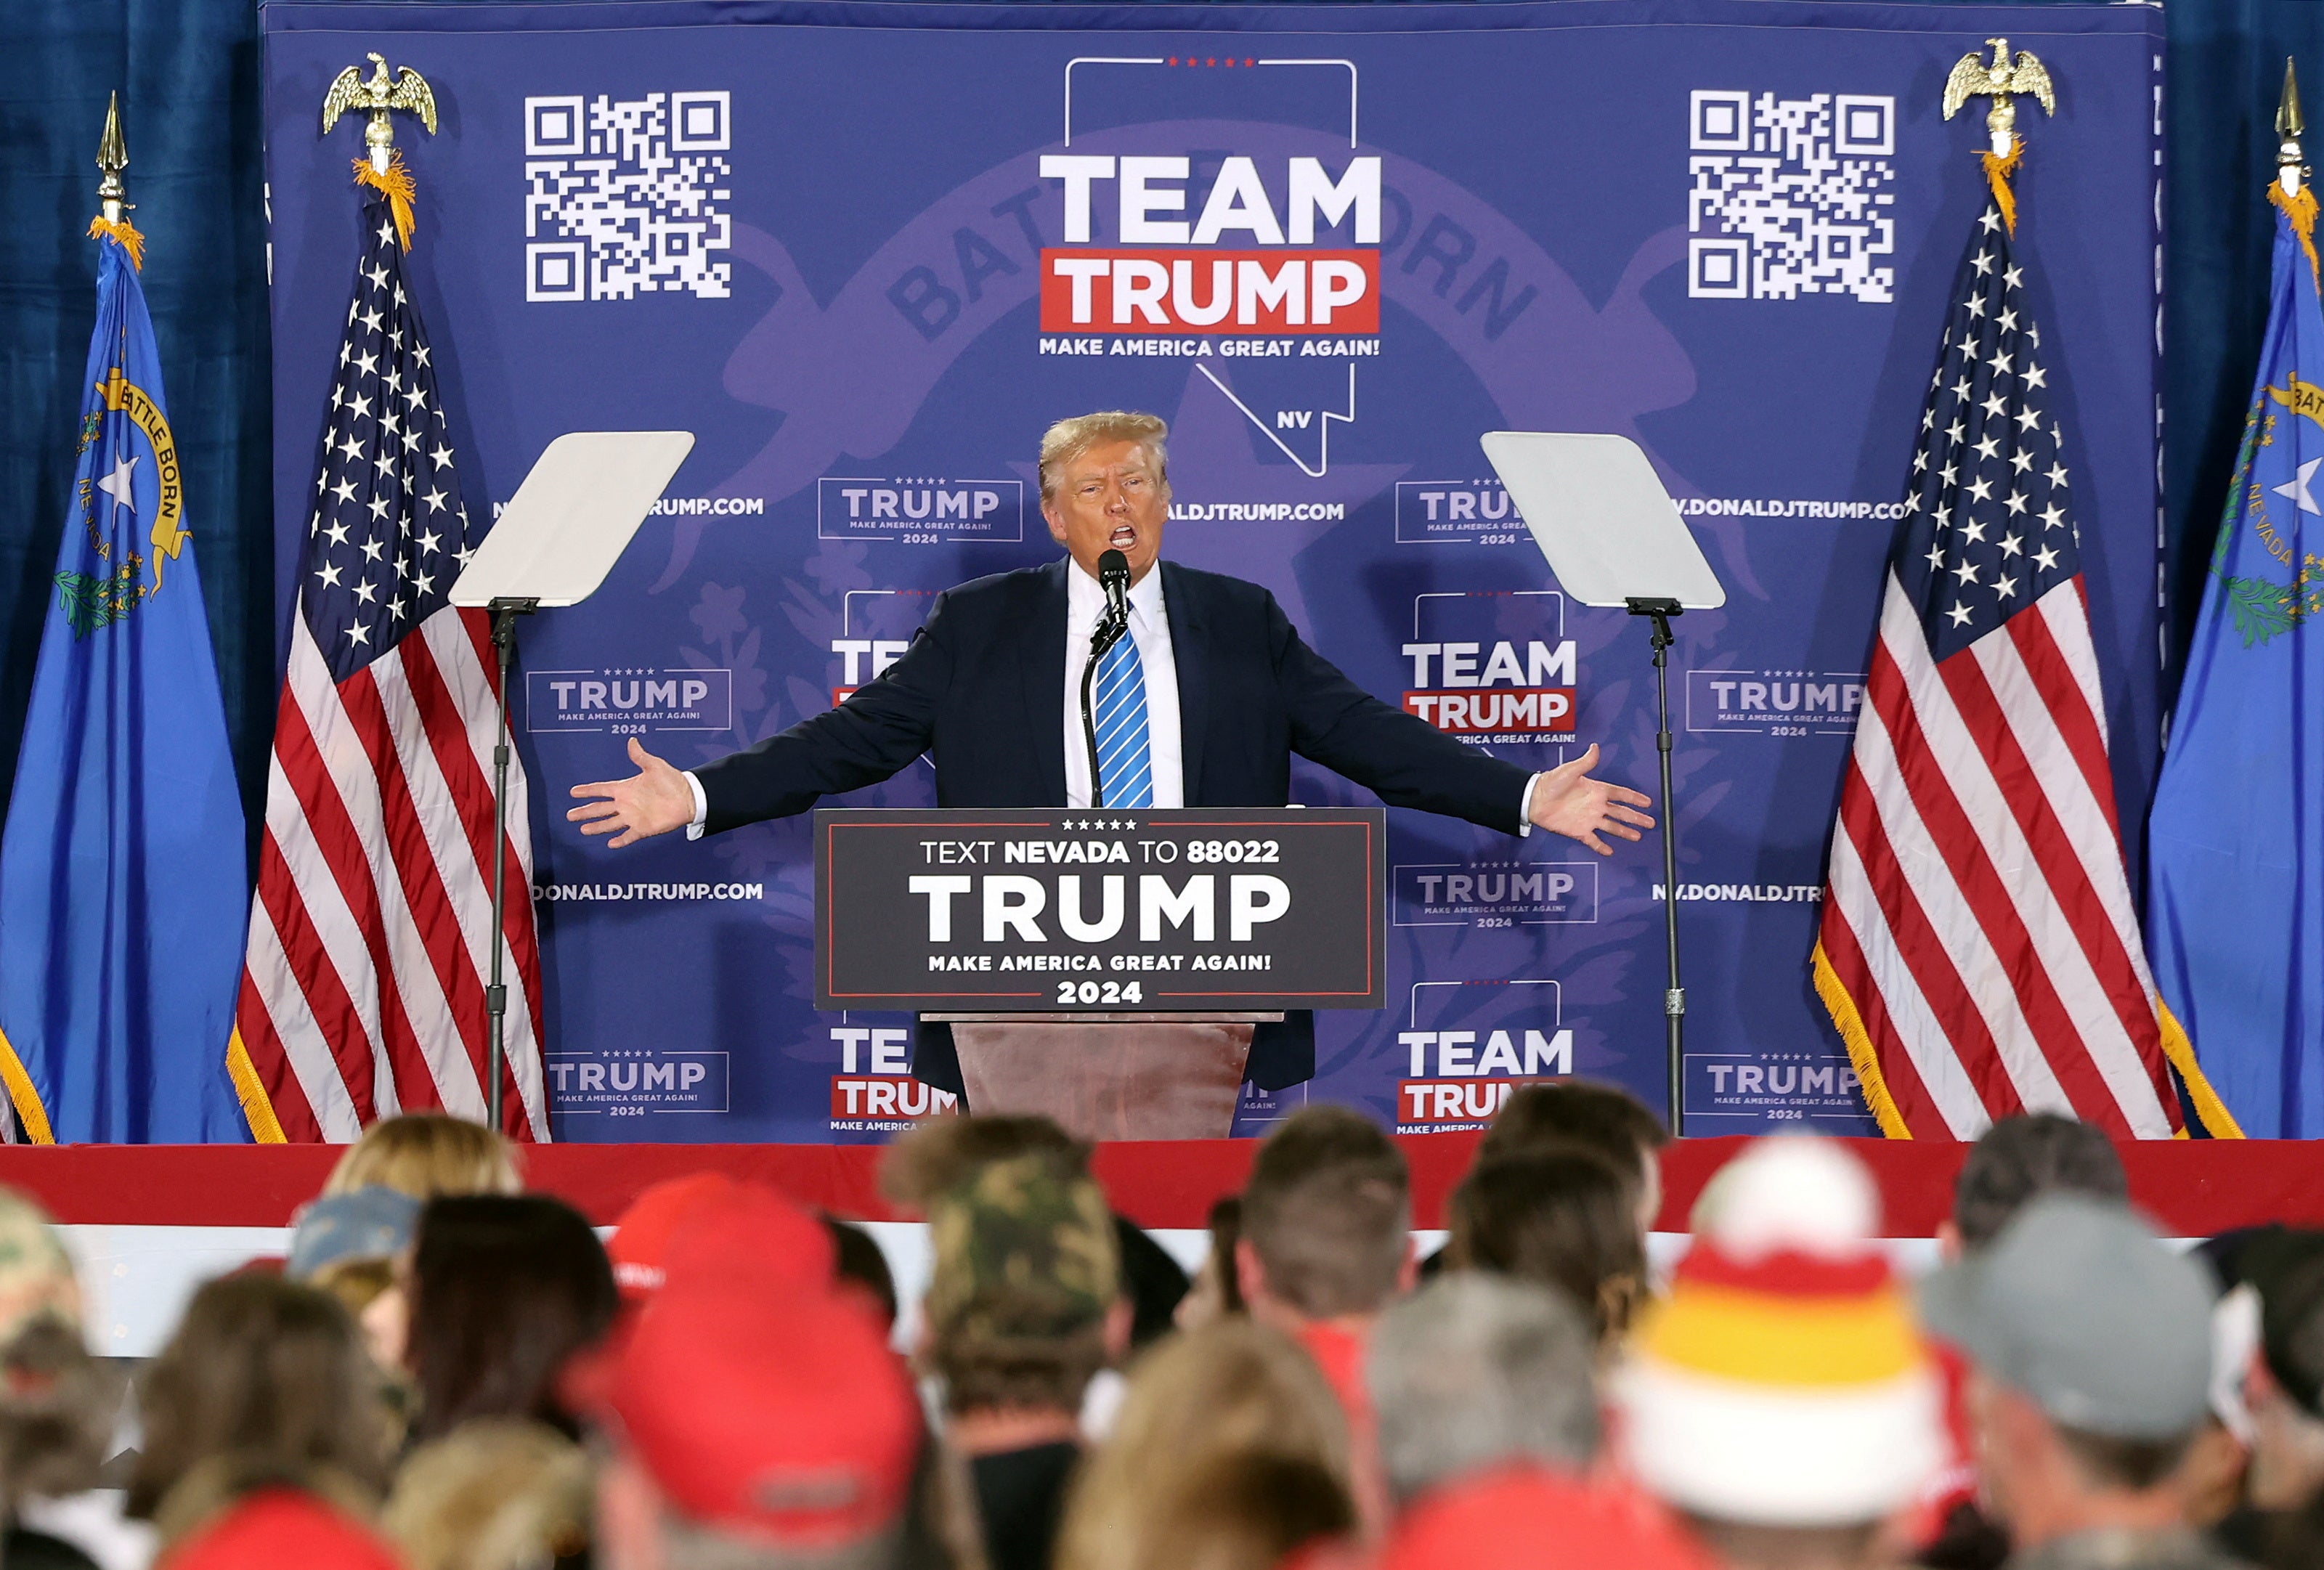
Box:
[2273,456,2324,516]
[94,451,138,513]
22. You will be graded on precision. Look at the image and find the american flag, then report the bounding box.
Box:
[1813,200,2206,1140]
[227,189,546,1142]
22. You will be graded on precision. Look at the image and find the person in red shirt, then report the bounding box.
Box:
[1369,1272,1719,1570]
[1236,1106,1417,1534]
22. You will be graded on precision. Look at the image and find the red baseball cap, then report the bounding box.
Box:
[600,1269,920,1547]
[1376,1465,1718,1570]
[606,1174,833,1302]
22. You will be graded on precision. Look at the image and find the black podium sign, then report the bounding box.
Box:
[814,808,1385,1012]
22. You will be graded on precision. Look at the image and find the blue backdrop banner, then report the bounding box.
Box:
[259,0,2167,1144]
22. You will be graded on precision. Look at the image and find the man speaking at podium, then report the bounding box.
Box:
[569,411,1654,1094]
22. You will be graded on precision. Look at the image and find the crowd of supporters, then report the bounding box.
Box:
[0,1089,2313,1570]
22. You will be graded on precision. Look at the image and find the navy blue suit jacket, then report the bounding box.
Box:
[692,558,1535,1090]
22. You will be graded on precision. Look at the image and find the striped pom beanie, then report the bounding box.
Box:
[1615,1136,1942,1526]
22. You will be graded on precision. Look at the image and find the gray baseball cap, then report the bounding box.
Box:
[1917,1193,2215,1440]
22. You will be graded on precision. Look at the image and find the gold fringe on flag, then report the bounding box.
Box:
[0,1024,57,1145]
[1810,940,1911,1139]
[1980,136,2025,235]
[225,1027,288,1143]
[2155,1000,2244,1139]
[2271,179,2321,292]
[354,151,418,251]
[86,216,146,272]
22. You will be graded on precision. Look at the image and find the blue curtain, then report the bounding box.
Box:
[1,0,2320,862]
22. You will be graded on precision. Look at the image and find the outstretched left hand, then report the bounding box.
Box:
[1527,743,1655,855]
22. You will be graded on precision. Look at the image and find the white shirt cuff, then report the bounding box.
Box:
[684,770,707,841]
[1517,772,1541,837]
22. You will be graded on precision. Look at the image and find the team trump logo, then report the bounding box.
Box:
[1394,977,1573,1133]
[1038,155,1381,335]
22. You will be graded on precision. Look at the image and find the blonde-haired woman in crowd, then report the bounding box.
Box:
[1055,1319,1357,1570]
[323,1113,523,1202]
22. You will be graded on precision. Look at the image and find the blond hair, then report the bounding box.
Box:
[1055,1319,1350,1570]
[383,1419,590,1570]
[323,1114,521,1202]
[1037,412,1169,502]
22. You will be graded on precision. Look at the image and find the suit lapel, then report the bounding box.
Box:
[1023,558,1070,804]
[1162,561,1209,802]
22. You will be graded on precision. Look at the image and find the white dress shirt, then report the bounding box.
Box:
[683,561,1546,834]
[1063,561,1183,810]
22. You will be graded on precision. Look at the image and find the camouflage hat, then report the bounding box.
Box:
[0,1189,78,1342]
[925,1153,1118,1340]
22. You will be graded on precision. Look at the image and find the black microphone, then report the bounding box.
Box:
[1097,548,1131,628]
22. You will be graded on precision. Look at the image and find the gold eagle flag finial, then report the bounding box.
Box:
[1942,38,2056,234]
[320,53,437,251]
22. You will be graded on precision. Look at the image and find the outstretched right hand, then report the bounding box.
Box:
[566,737,696,848]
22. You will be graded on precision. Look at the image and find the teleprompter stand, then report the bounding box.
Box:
[450,431,695,1134]
[1479,432,1726,1136]
[1625,595,1687,1139]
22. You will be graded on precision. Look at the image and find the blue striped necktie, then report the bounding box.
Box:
[1093,627,1153,808]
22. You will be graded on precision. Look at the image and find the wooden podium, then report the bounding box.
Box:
[816,808,1385,1142]
[927,1011,1280,1140]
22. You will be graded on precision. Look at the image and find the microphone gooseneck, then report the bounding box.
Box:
[1084,549,1134,810]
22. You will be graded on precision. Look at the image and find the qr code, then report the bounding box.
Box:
[1688,91,1897,303]
[523,91,733,302]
